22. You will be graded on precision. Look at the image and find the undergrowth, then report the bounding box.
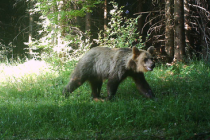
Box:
[0,60,210,139]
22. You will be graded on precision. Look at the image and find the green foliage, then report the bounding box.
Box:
[0,42,13,61]
[35,0,102,21]
[0,60,210,139]
[31,0,103,61]
[98,2,146,49]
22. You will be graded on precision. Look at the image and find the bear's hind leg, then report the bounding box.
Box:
[63,77,85,98]
[89,79,103,101]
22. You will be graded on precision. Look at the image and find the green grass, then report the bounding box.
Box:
[0,60,210,139]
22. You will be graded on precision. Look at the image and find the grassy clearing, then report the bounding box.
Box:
[0,60,210,139]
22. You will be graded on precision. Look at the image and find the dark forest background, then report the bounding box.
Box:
[0,0,210,62]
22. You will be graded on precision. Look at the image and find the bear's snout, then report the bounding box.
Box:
[151,63,155,70]
[145,62,155,71]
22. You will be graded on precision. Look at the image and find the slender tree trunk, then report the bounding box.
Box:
[137,0,143,35]
[85,7,91,31]
[104,0,108,37]
[165,0,174,62]
[51,5,56,46]
[200,17,208,60]
[74,0,80,25]
[57,1,63,47]
[184,0,193,58]
[174,0,186,61]
[61,0,67,37]
[28,1,33,59]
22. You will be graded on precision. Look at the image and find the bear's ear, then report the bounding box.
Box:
[132,47,140,60]
[147,46,155,55]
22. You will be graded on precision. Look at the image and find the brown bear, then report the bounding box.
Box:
[63,46,155,100]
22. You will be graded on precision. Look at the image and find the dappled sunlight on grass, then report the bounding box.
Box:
[0,59,59,84]
[0,60,61,100]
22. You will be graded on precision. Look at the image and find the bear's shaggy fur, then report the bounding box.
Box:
[63,46,155,100]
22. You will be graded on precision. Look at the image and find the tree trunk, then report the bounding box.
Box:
[184,0,193,59]
[174,0,186,61]
[165,0,174,62]
[61,0,67,36]
[74,0,80,25]
[200,18,209,60]
[104,0,108,37]
[137,0,143,35]
[28,1,33,59]
[85,7,91,31]
[57,1,63,47]
[51,6,56,46]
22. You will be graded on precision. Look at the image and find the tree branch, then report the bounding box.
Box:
[188,4,210,19]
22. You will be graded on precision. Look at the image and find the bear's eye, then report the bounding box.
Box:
[144,58,148,62]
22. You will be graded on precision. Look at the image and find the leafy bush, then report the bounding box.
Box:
[34,19,91,62]
[29,1,97,62]
[0,42,13,61]
[97,1,145,49]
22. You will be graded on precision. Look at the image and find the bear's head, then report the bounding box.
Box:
[127,46,155,73]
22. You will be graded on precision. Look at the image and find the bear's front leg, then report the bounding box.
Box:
[106,78,120,100]
[132,73,155,99]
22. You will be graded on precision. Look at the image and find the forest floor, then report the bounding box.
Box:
[0,59,210,139]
